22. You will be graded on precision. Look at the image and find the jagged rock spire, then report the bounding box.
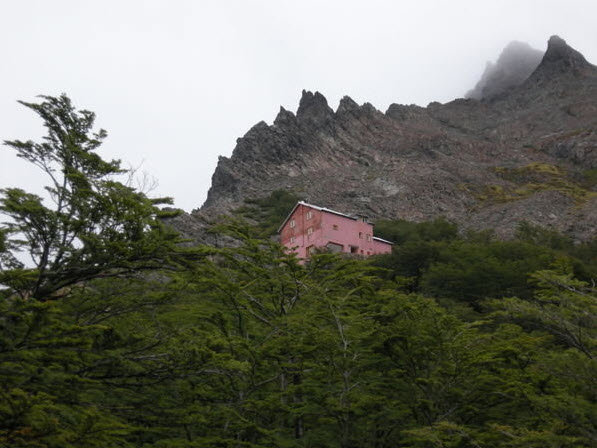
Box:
[296,90,334,125]
[336,96,360,115]
[537,35,591,73]
[274,106,297,129]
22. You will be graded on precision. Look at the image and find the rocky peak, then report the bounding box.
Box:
[336,95,360,115]
[466,41,543,100]
[296,90,334,125]
[226,121,270,161]
[535,35,592,75]
[273,106,297,129]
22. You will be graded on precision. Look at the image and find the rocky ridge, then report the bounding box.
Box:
[172,36,596,242]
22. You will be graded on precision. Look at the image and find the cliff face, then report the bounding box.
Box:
[189,36,596,241]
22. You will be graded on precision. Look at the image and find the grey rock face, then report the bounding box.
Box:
[538,35,592,75]
[296,90,334,125]
[187,36,596,242]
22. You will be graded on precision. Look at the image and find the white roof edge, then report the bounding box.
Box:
[298,201,355,219]
[373,236,394,245]
[277,201,359,233]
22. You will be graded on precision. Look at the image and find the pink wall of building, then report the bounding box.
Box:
[279,202,392,259]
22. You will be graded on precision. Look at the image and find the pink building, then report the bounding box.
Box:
[278,201,393,259]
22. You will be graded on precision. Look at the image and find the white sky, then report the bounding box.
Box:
[1,0,596,212]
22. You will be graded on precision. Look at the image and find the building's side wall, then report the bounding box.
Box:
[280,204,324,259]
[373,239,393,255]
[321,213,379,256]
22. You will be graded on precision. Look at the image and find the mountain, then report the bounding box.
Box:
[176,36,597,242]
[465,41,544,100]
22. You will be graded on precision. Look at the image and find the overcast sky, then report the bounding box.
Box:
[1,0,596,212]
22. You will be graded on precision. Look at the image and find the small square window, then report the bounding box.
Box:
[366,234,371,242]
[359,232,363,239]
[333,224,339,230]
[307,227,313,235]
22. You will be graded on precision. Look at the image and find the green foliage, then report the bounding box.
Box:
[516,221,574,250]
[581,168,597,189]
[2,220,596,446]
[420,240,556,303]
[374,217,458,245]
[480,163,597,204]
[235,189,302,237]
[489,270,596,358]
[166,221,384,447]
[516,222,597,280]
[0,296,135,447]
[1,94,186,300]
[370,218,459,294]
[1,95,596,447]
[372,219,595,307]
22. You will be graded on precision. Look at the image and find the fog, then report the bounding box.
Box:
[465,42,544,99]
[1,0,596,211]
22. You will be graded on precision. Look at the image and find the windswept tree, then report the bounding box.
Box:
[0,94,185,300]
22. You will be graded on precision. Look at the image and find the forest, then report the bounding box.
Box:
[1,95,595,447]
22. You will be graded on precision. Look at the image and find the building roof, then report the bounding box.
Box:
[373,236,393,245]
[277,201,361,233]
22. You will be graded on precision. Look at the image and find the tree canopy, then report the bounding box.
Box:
[0,95,595,447]
[0,94,187,300]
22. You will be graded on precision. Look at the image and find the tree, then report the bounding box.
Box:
[490,269,596,359]
[0,94,185,300]
[235,189,302,237]
[158,220,384,447]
